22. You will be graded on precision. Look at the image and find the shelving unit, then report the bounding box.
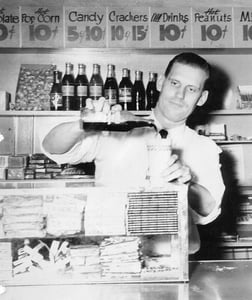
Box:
[1,108,252,116]
[1,109,252,150]
[1,0,252,273]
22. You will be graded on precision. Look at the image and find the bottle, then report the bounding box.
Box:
[118,68,133,110]
[89,64,103,101]
[50,70,63,111]
[62,62,75,110]
[75,63,89,110]
[132,70,146,111]
[104,64,118,106]
[146,72,159,110]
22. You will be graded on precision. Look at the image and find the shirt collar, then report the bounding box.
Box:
[149,109,186,146]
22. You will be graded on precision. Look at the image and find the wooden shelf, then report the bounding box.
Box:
[1,109,252,117]
[217,140,252,144]
[0,110,152,117]
[0,110,80,117]
[218,239,252,248]
[0,178,95,190]
[208,109,252,115]
[2,47,252,55]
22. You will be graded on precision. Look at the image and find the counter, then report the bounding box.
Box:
[1,260,252,300]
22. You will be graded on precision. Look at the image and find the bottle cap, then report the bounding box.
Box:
[135,70,143,80]
[122,68,129,77]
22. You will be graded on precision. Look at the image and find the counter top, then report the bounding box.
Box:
[1,260,252,300]
[189,260,252,300]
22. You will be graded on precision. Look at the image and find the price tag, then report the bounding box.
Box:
[150,7,192,48]
[107,7,149,48]
[21,6,63,48]
[0,6,20,47]
[234,8,252,47]
[65,7,106,48]
[192,7,233,48]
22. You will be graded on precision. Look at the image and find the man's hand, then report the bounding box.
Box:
[162,154,192,184]
[81,97,111,122]
[82,97,150,123]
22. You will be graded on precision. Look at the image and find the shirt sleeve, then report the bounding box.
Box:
[186,136,225,225]
[42,134,99,165]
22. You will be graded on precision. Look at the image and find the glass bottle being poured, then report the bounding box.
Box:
[80,97,155,132]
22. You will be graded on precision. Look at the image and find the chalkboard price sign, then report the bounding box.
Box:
[150,7,192,48]
[2,5,252,49]
[108,8,149,48]
[21,6,63,48]
[65,7,106,48]
[234,7,252,47]
[0,6,20,47]
[192,7,233,48]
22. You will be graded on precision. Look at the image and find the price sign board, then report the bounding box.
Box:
[21,6,63,48]
[107,7,149,48]
[0,6,20,47]
[234,7,252,47]
[192,7,233,48]
[150,7,192,48]
[65,7,106,48]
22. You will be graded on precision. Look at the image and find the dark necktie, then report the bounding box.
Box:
[159,129,168,139]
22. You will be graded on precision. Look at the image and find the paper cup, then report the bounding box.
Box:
[147,138,171,187]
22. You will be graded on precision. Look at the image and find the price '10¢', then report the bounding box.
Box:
[0,24,16,41]
[29,24,59,41]
[200,24,228,41]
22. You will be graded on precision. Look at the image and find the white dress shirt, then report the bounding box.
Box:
[43,114,225,254]
[43,121,225,226]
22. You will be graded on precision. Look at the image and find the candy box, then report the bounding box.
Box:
[13,64,55,111]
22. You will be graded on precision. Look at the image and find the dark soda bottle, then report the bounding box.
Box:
[132,70,146,111]
[118,68,133,110]
[75,63,89,109]
[146,72,159,110]
[50,70,63,111]
[89,64,103,101]
[62,62,75,111]
[104,64,118,106]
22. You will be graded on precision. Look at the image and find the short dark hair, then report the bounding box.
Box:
[164,52,211,89]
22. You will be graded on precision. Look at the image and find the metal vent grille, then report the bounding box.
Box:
[127,191,178,235]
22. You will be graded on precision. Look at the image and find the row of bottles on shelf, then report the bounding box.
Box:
[50,62,159,111]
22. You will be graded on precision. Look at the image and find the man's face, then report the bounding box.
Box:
[154,62,208,127]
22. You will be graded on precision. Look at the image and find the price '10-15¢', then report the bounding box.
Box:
[111,25,148,41]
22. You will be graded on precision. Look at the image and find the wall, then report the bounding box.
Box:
[1,0,252,162]
[0,0,252,105]
[1,50,250,108]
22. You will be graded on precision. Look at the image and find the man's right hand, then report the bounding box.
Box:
[81,97,149,124]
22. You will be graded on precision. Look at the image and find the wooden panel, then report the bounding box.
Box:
[242,144,252,185]
[0,116,15,155]
[15,116,33,154]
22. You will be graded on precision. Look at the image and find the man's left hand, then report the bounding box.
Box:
[161,154,192,184]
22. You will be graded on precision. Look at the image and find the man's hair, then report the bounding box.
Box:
[164,52,211,89]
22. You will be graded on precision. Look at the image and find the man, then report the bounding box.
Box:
[42,52,225,253]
